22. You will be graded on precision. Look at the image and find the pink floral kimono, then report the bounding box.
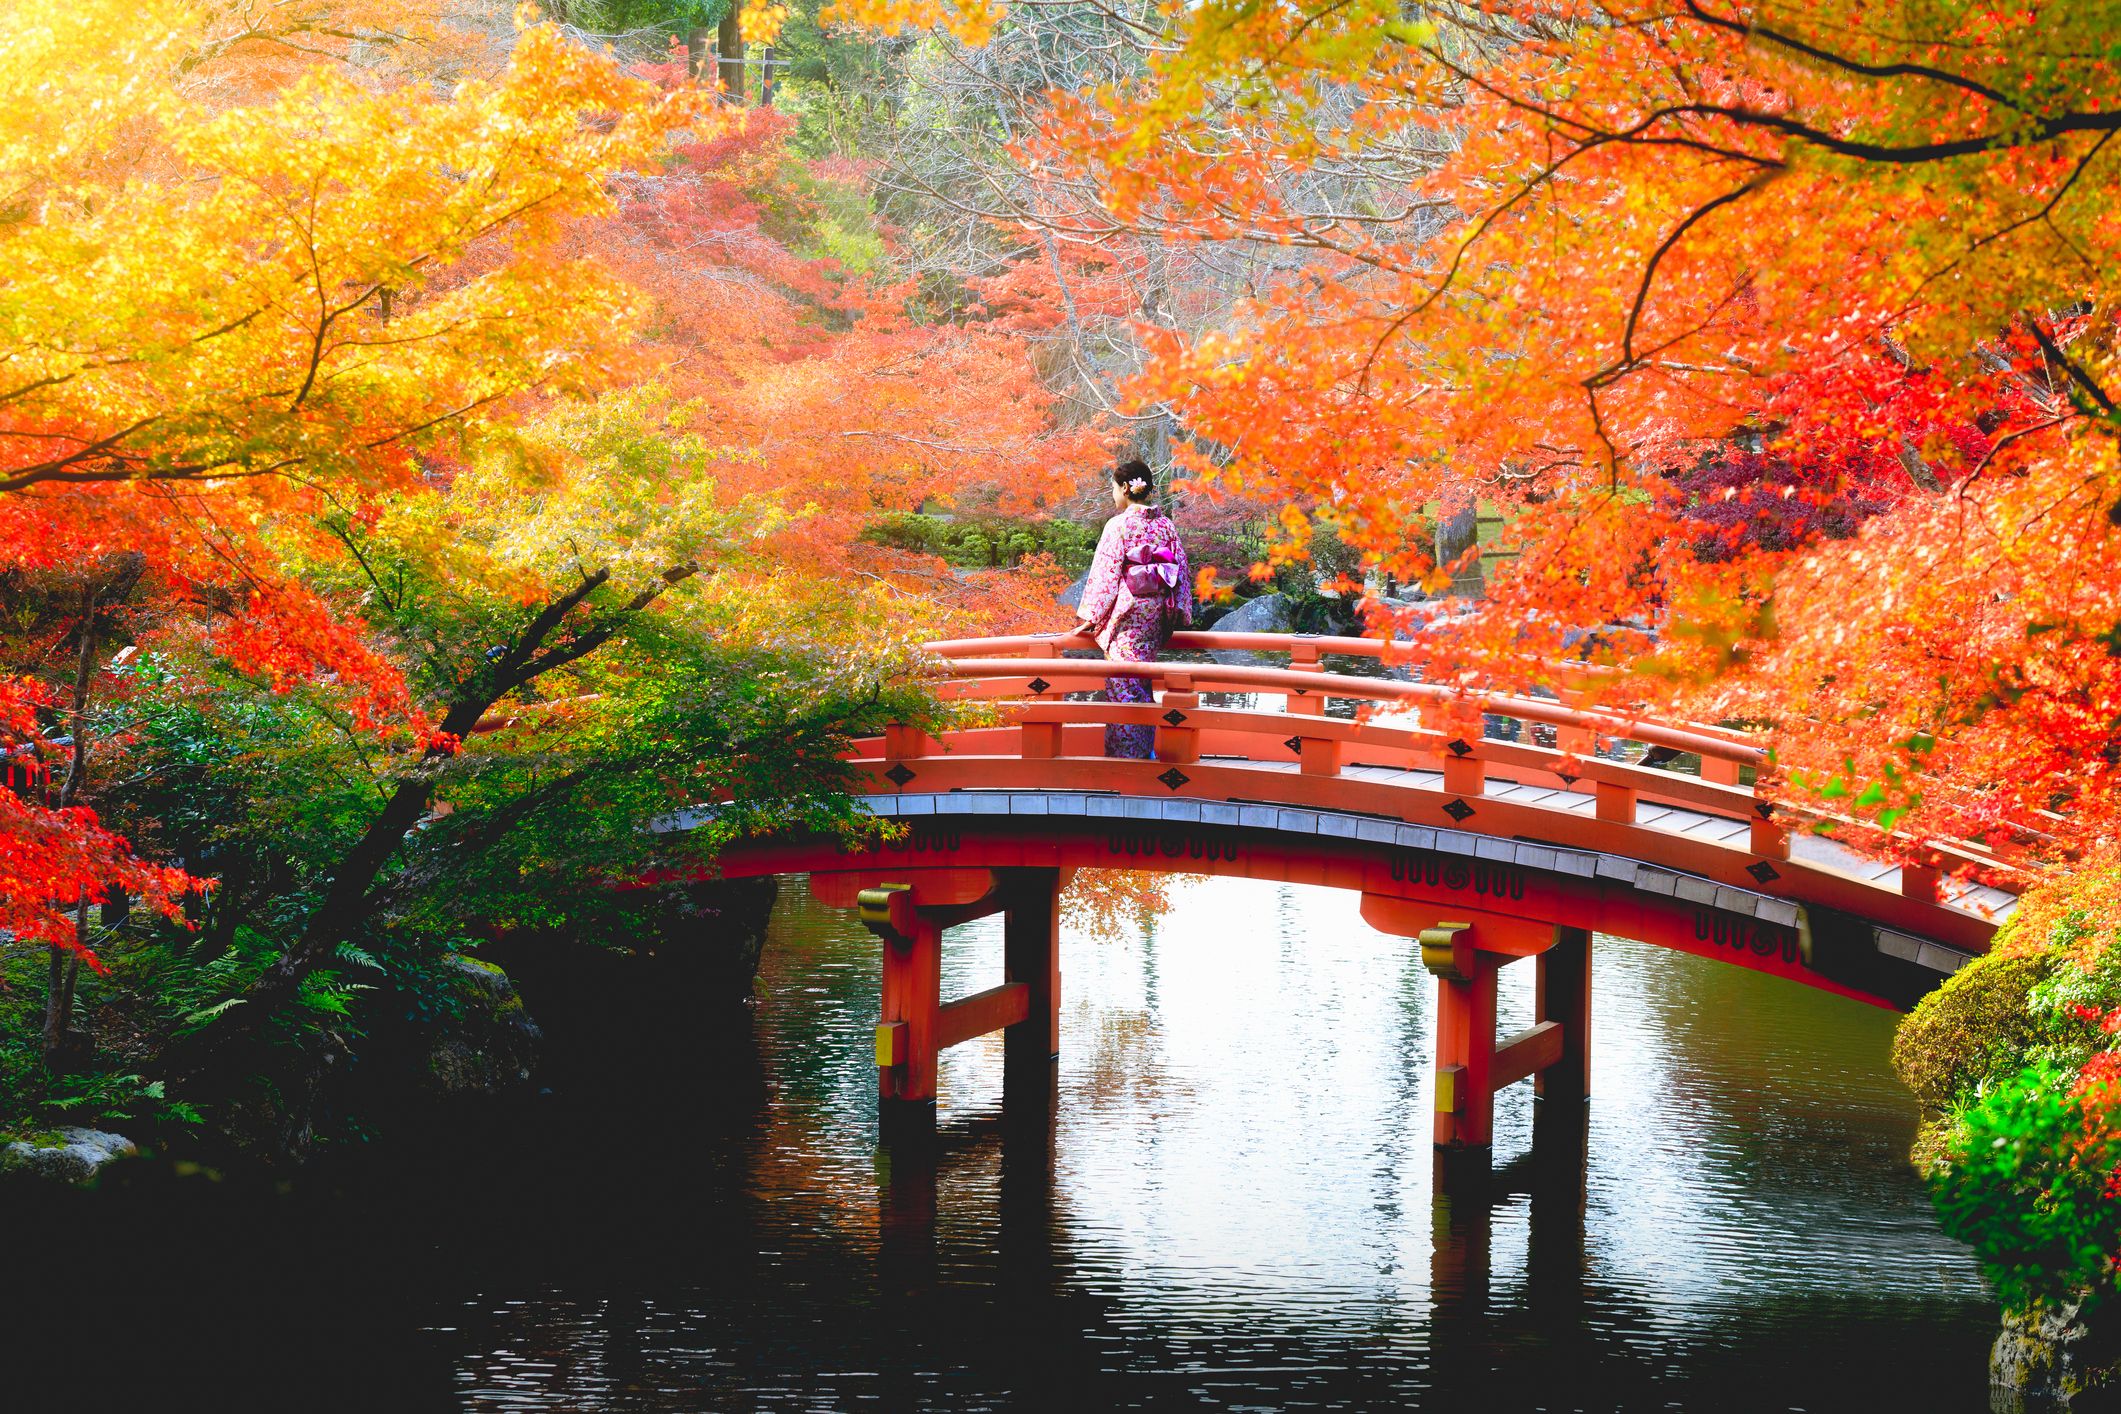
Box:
[1077,503,1193,758]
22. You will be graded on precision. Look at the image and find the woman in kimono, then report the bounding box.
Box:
[1072,459,1193,758]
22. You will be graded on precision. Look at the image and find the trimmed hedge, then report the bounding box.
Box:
[1892,949,2050,1115]
[860,513,1098,573]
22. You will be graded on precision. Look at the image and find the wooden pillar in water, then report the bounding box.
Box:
[865,884,941,1135]
[845,867,1050,1135]
[1536,926,1591,1101]
[1369,900,1592,1151]
[1424,922,1499,1148]
[1000,867,1062,1105]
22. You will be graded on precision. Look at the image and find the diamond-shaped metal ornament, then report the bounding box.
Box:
[1163,709,1188,727]
[1754,800,1775,819]
[1747,861,1781,884]
[1284,736,1304,754]
[884,763,916,787]
[1447,738,1473,757]
[1556,771,1578,786]
[1443,797,1475,822]
[1158,767,1190,792]
[1027,677,1051,695]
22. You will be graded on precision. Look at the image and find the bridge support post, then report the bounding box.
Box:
[1423,922,1500,1148]
[1000,867,1062,1106]
[1384,906,1590,1149]
[866,885,943,1136]
[1155,677,1200,764]
[1286,638,1325,716]
[830,868,1049,1135]
[1535,926,1591,1101]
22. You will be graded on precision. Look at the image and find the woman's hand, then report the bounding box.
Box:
[1070,620,1095,639]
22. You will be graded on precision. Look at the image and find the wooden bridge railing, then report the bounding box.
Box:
[708,630,2033,1146]
[898,632,2029,898]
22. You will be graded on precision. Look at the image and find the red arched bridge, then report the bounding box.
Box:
[691,631,2026,1147]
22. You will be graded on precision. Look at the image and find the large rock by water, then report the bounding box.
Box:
[1992,1298,2121,1412]
[1,1127,138,1184]
[1058,570,1090,611]
[421,954,545,1098]
[638,876,781,1000]
[1204,593,1295,663]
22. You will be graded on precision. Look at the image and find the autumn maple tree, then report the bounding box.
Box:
[809,0,2121,1315]
[819,0,2121,865]
[3,0,1115,1116]
[1,0,708,993]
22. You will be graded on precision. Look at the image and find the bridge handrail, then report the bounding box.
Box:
[926,634,2049,848]
[934,655,1764,765]
[924,631,1761,741]
[922,649,2035,885]
[929,630,1401,661]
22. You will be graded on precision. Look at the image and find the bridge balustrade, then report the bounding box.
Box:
[684,631,2034,1149]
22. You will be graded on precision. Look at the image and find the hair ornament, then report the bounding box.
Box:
[1127,477,1149,493]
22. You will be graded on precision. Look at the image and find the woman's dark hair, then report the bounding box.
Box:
[1112,459,1154,503]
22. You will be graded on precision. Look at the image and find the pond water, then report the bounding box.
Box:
[8,876,1995,1411]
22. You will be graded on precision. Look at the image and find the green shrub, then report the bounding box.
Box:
[1932,1062,2121,1311]
[1892,949,2050,1114]
[860,513,1099,573]
[1894,889,2121,1321]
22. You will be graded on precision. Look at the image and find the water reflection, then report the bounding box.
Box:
[2,874,2001,1411]
[673,874,1989,1411]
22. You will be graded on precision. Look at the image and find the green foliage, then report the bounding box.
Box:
[2028,926,2121,1062]
[1893,950,2051,1114]
[1896,893,2121,1316]
[759,0,909,161]
[861,512,1098,571]
[782,162,887,273]
[1932,1064,2121,1312]
[0,389,948,1154]
[541,0,725,35]
[40,1073,200,1128]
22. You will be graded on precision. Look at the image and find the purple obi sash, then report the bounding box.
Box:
[1122,546,1182,598]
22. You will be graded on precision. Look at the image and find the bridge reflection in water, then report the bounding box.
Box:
[335,876,1992,1411]
[870,1070,1592,1372]
[707,876,1990,1411]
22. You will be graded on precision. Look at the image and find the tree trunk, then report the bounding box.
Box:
[41,941,68,1059]
[206,562,696,1042]
[42,579,102,1065]
[717,12,745,103]
[1436,491,1485,598]
[58,904,87,1030]
[39,551,145,1064]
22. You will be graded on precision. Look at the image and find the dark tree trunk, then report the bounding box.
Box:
[1436,491,1485,598]
[42,577,104,1064]
[717,12,745,102]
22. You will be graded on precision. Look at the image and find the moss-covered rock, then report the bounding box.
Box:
[0,1126,138,1184]
[1992,1296,2121,1413]
[419,954,543,1098]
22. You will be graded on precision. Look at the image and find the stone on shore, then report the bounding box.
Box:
[1203,593,1295,663]
[1991,1297,2121,1413]
[2,1127,138,1184]
[422,954,545,1097]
